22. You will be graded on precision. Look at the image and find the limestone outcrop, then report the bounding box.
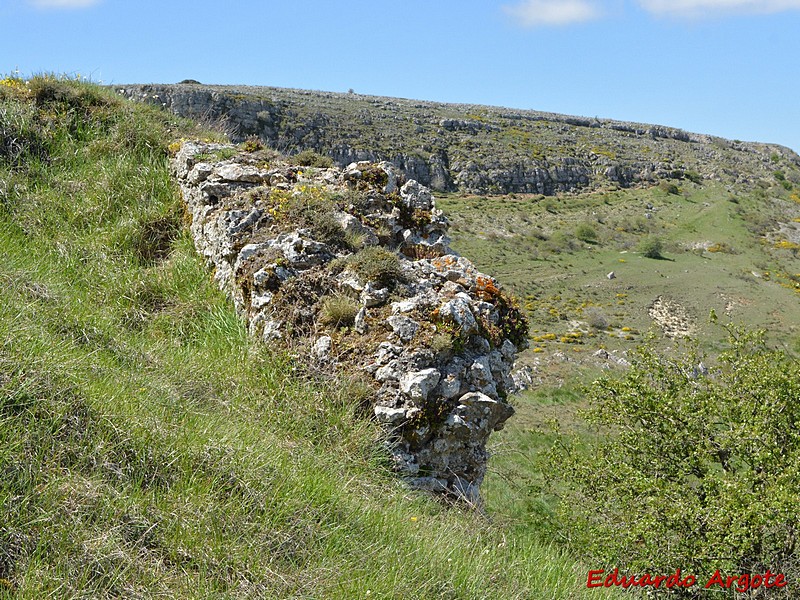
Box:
[172,142,528,503]
[122,83,797,196]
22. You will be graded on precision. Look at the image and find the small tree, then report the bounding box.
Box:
[552,327,800,592]
[575,223,598,244]
[638,236,663,259]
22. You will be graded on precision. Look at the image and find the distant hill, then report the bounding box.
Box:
[118,83,800,195]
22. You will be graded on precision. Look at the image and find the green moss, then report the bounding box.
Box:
[267,186,348,248]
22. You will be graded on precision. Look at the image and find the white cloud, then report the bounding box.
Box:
[29,0,102,8]
[503,0,602,26]
[639,0,800,18]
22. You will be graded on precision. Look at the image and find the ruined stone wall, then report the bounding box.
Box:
[172,142,528,502]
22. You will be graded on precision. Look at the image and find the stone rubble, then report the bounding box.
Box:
[172,142,528,503]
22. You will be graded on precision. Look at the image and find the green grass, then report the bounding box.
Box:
[0,76,620,598]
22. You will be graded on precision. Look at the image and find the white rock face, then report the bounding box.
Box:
[437,295,478,336]
[400,179,433,210]
[387,315,420,343]
[313,335,332,360]
[399,368,441,401]
[172,141,527,503]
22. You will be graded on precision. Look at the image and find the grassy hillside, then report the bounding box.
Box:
[437,158,800,547]
[440,175,800,370]
[0,76,621,598]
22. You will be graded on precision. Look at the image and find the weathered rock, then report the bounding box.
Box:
[354,307,368,334]
[438,295,479,335]
[399,368,441,402]
[361,282,389,307]
[387,315,420,343]
[333,210,378,246]
[313,335,333,360]
[215,163,268,184]
[374,405,408,424]
[400,179,433,211]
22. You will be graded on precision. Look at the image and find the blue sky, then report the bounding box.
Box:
[3,0,799,152]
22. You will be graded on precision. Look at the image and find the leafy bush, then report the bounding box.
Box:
[638,236,663,259]
[684,170,702,184]
[584,307,609,331]
[544,231,577,254]
[553,327,800,591]
[659,181,680,195]
[575,223,597,244]
[291,149,333,168]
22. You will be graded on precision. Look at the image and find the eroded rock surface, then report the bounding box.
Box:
[172,142,528,503]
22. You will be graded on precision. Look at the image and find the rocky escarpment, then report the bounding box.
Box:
[123,83,799,195]
[172,141,528,503]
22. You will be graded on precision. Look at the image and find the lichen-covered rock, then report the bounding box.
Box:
[172,141,528,503]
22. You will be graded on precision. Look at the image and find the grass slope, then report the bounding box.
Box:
[0,77,617,598]
[440,178,800,367]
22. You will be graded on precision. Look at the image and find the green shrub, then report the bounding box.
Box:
[430,332,455,355]
[575,223,597,244]
[638,236,663,259]
[584,307,609,331]
[267,186,347,248]
[341,246,401,285]
[292,149,333,168]
[544,231,577,255]
[684,170,702,184]
[658,181,680,195]
[552,327,800,590]
[241,137,263,152]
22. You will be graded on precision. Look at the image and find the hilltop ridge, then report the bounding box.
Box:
[119,83,800,195]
